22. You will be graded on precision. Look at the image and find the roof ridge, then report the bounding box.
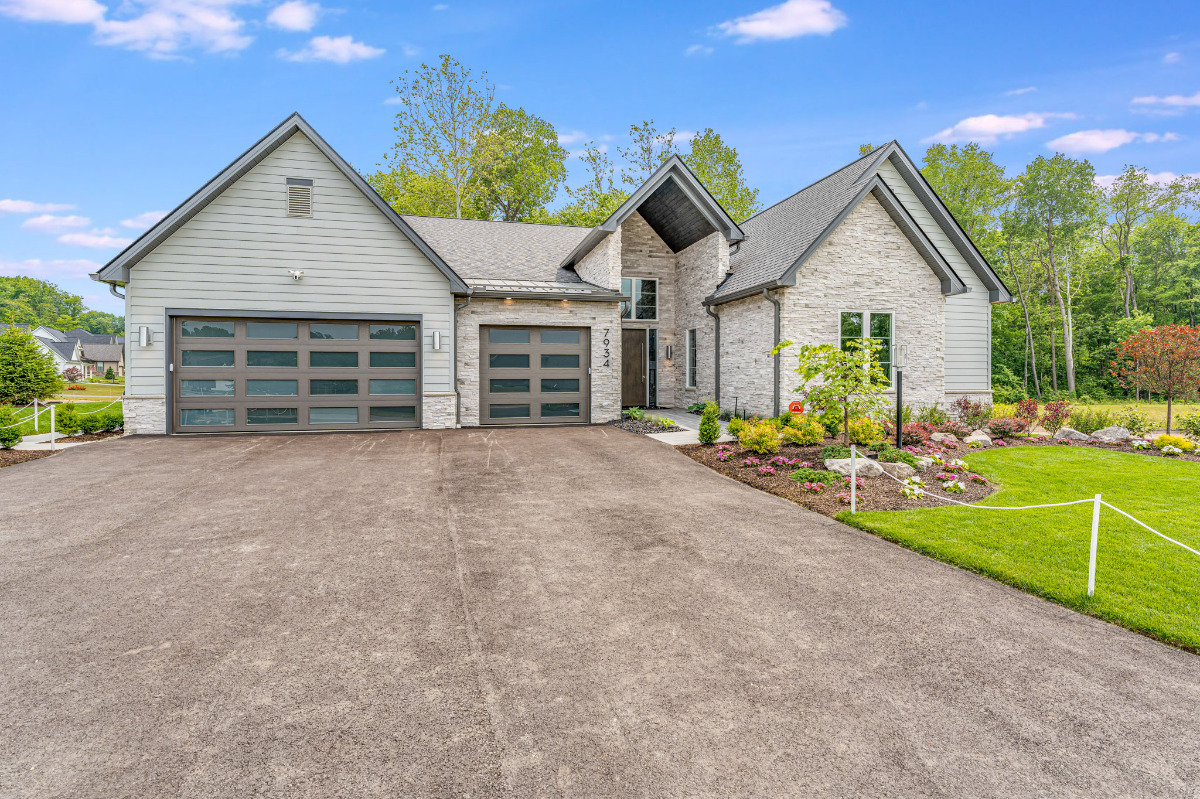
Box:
[401,214,592,230]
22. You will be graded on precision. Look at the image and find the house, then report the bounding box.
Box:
[0,323,125,378]
[92,113,1009,435]
[0,323,87,375]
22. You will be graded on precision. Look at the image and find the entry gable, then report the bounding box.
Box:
[92,112,467,293]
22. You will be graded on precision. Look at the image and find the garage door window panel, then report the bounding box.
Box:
[370,324,417,340]
[369,379,416,395]
[182,350,234,367]
[247,408,298,425]
[181,320,235,338]
[311,379,358,395]
[247,322,298,339]
[247,351,298,368]
[247,380,299,396]
[310,407,358,424]
[370,406,417,422]
[180,408,235,426]
[370,352,416,368]
[309,323,358,340]
[180,380,235,397]
[489,353,529,369]
[490,378,529,393]
[310,351,358,368]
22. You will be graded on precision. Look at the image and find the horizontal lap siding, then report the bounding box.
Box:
[126,132,454,400]
[876,159,991,392]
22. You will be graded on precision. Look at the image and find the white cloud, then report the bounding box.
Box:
[21,214,91,233]
[1132,91,1200,109]
[1164,52,1182,64]
[557,130,586,145]
[266,0,318,31]
[280,34,384,63]
[431,2,446,9]
[1004,86,1037,96]
[58,230,133,248]
[1094,170,1196,189]
[927,112,1073,144]
[401,42,418,57]
[1047,128,1180,154]
[0,0,104,23]
[120,210,167,229]
[0,257,102,281]
[674,130,696,142]
[0,198,74,214]
[686,43,714,56]
[715,0,847,43]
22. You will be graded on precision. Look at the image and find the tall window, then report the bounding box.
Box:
[620,278,658,321]
[686,328,698,388]
[840,311,893,386]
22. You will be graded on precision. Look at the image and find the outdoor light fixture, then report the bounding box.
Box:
[894,344,909,448]
[288,269,304,281]
[665,345,673,361]
[139,326,151,347]
[432,330,442,350]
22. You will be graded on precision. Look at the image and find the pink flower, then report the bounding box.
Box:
[970,474,987,484]
[758,466,778,476]
[836,492,852,504]
[742,457,761,467]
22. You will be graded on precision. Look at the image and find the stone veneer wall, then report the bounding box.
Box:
[675,230,729,408]
[778,193,946,411]
[714,293,776,417]
[123,396,167,435]
[574,227,622,290]
[422,393,457,429]
[619,213,680,406]
[455,298,622,426]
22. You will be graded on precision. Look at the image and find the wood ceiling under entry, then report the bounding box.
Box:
[636,177,718,253]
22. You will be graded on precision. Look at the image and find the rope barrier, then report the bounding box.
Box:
[1100,501,1200,557]
[0,397,124,430]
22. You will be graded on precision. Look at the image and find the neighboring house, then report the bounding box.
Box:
[0,322,87,375]
[92,113,1010,436]
[80,342,125,378]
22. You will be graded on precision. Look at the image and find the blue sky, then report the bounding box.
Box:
[2,0,1198,316]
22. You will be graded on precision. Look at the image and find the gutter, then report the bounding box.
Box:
[763,288,781,417]
[452,294,472,427]
[704,303,720,406]
[108,283,126,300]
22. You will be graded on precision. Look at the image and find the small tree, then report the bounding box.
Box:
[698,399,721,445]
[0,324,64,404]
[778,339,889,445]
[63,366,83,383]
[1110,325,1200,434]
[105,366,115,383]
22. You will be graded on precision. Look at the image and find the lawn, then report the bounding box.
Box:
[53,383,124,399]
[8,400,123,436]
[1078,400,1200,429]
[840,446,1200,652]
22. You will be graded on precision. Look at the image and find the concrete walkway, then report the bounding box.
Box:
[646,406,736,444]
[13,431,92,451]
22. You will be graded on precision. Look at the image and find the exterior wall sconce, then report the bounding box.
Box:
[665,345,673,361]
[893,344,909,448]
[139,326,152,347]
[432,330,442,350]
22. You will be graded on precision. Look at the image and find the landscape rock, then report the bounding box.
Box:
[1054,427,1090,441]
[930,432,958,444]
[963,429,992,445]
[824,457,883,478]
[914,456,935,470]
[1091,425,1132,443]
[879,461,916,479]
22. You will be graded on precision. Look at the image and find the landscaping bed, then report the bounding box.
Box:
[0,449,57,469]
[679,441,996,515]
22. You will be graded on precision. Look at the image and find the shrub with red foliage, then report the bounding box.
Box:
[1111,324,1200,434]
[62,366,83,383]
[937,420,972,438]
[986,416,1026,439]
[882,420,936,446]
[1015,398,1040,425]
[951,395,992,430]
[1041,400,1071,433]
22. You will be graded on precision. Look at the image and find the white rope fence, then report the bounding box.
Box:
[849,445,1200,597]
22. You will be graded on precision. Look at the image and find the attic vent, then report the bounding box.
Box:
[286,178,313,217]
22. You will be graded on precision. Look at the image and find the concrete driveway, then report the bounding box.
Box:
[2,428,1198,798]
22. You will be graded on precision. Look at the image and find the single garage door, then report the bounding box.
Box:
[480,326,590,425]
[171,316,421,433]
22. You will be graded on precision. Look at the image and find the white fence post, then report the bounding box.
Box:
[850,444,857,514]
[1088,493,1101,597]
[50,405,56,453]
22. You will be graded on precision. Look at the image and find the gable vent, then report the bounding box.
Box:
[286,178,313,217]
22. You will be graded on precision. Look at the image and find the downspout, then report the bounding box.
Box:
[109,284,125,300]
[704,303,720,407]
[452,294,471,427]
[763,288,781,417]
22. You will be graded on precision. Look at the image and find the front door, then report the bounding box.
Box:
[621,328,646,406]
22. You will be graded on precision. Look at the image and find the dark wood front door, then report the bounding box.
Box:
[621,328,646,406]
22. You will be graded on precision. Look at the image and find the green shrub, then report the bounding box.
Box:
[847,416,884,446]
[698,400,721,445]
[101,409,124,431]
[54,403,81,435]
[914,403,950,426]
[1116,405,1153,437]
[738,421,781,455]
[1173,410,1200,439]
[627,407,645,421]
[686,401,706,413]
[1155,434,1195,452]
[77,413,105,434]
[821,443,850,460]
[876,444,917,468]
[788,467,832,485]
[781,415,824,446]
[0,406,22,449]
[727,416,747,437]
[817,406,842,438]
[775,411,794,428]
[1067,406,1114,435]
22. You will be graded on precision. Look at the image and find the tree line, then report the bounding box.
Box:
[1,276,125,335]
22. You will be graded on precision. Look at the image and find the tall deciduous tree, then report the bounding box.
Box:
[475,105,568,222]
[618,120,678,185]
[682,128,762,222]
[921,142,1010,251]
[1111,324,1200,433]
[386,54,496,219]
[1016,153,1101,393]
[550,142,629,227]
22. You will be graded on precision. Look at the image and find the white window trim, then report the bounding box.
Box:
[622,278,659,322]
[686,328,698,388]
[838,310,894,383]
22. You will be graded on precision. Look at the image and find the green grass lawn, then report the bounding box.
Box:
[53,383,125,399]
[840,446,1200,652]
[8,400,123,436]
[1079,401,1200,429]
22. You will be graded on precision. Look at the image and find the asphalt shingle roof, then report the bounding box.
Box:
[36,337,79,362]
[81,343,124,363]
[402,215,593,284]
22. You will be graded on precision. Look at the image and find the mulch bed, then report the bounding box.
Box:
[63,430,124,443]
[0,449,59,469]
[679,441,996,516]
[609,418,683,435]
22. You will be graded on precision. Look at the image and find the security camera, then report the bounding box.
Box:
[288,270,304,281]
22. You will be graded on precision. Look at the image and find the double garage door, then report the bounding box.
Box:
[171,316,421,433]
[480,326,590,425]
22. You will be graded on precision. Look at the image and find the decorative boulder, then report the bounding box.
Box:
[930,432,958,444]
[1090,425,1132,444]
[914,456,935,471]
[963,430,992,446]
[1054,427,1090,442]
[824,457,884,478]
[879,461,916,479]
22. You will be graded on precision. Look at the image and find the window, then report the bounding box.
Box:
[310,407,358,424]
[180,320,234,338]
[840,311,893,386]
[247,351,298,368]
[310,379,358,395]
[370,352,416,368]
[541,329,579,345]
[369,324,416,340]
[309,323,357,340]
[489,404,530,419]
[369,379,416,395]
[620,278,658,321]
[370,406,416,422]
[310,351,358,368]
[180,408,233,426]
[246,322,297,339]
[489,353,528,369]
[180,380,235,397]
[181,350,234,367]
[686,329,698,388]
[488,328,529,344]
[246,380,298,396]
[490,379,529,393]
[542,402,580,418]
[286,178,312,217]
[541,354,578,369]
[247,408,298,425]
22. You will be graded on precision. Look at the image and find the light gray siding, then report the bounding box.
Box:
[876,159,991,392]
[124,132,454,402]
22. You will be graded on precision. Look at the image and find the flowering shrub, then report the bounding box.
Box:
[758,466,778,476]
[969,474,987,484]
[936,420,972,438]
[800,481,826,493]
[789,467,830,484]
[991,402,1018,420]
[901,477,926,498]
[1116,405,1153,437]
[986,416,1026,439]
[741,457,761,467]
[952,395,992,430]
[941,480,966,494]
[1175,410,1200,439]
[1042,400,1072,433]
[1132,439,1151,450]
[847,416,885,446]
[843,475,867,490]
[836,492,852,505]
[738,421,782,455]
[717,451,732,462]
[993,439,1008,447]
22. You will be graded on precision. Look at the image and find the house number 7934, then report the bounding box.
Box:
[602,328,611,367]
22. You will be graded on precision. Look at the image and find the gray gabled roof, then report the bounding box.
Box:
[81,342,124,363]
[92,112,469,294]
[710,141,1012,304]
[36,337,80,362]
[561,155,746,269]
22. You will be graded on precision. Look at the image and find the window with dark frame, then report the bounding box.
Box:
[840,311,893,387]
[620,278,658,321]
[686,328,698,388]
